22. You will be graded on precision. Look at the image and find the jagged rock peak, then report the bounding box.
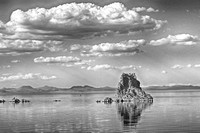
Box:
[117,73,153,101]
[119,73,140,89]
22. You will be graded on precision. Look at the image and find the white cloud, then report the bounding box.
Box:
[161,70,167,74]
[133,7,159,13]
[194,64,200,68]
[1,2,166,40]
[0,73,56,82]
[87,64,113,71]
[187,64,192,68]
[0,39,65,55]
[119,65,136,70]
[11,60,20,63]
[0,21,7,31]
[39,75,57,80]
[171,64,184,69]
[0,65,11,69]
[149,34,199,46]
[171,64,200,69]
[70,44,82,51]
[74,60,93,65]
[86,64,136,71]
[132,7,146,12]
[34,56,93,67]
[81,39,146,57]
[69,44,92,53]
[0,20,12,35]
[0,3,166,56]
[2,73,12,76]
[34,56,81,63]
[146,7,159,12]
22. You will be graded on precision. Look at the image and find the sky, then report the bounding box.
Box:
[0,0,200,88]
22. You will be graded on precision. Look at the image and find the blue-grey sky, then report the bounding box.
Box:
[0,0,200,88]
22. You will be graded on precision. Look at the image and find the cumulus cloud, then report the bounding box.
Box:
[0,3,166,56]
[81,39,146,57]
[133,7,159,13]
[0,21,7,31]
[0,73,56,82]
[1,2,166,40]
[0,20,13,35]
[86,64,136,71]
[0,39,65,55]
[149,34,199,46]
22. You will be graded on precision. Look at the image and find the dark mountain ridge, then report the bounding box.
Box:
[0,85,116,94]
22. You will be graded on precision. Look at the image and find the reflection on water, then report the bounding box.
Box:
[1,91,200,133]
[117,101,153,127]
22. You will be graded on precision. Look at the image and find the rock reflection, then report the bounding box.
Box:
[117,101,153,127]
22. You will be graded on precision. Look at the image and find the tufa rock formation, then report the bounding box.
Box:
[117,73,153,101]
[103,97,113,103]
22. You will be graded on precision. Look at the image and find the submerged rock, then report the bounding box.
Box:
[0,99,5,103]
[11,97,20,103]
[54,100,61,102]
[96,100,101,103]
[103,97,113,103]
[22,99,30,103]
[14,99,20,103]
[117,73,153,101]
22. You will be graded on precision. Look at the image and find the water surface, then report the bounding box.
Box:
[0,90,200,133]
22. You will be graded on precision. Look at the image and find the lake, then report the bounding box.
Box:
[0,90,200,133]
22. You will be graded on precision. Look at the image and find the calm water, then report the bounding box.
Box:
[0,90,200,133]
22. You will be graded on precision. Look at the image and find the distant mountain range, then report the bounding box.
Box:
[0,85,200,94]
[145,85,200,91]
[0,85,116,94]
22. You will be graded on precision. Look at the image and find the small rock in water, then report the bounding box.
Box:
[54,100,61,102]
[0,99,5,103]
[12,98,20,104]
[103,97,113,103]
[96,100,101,103]
[22,99,30,103]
